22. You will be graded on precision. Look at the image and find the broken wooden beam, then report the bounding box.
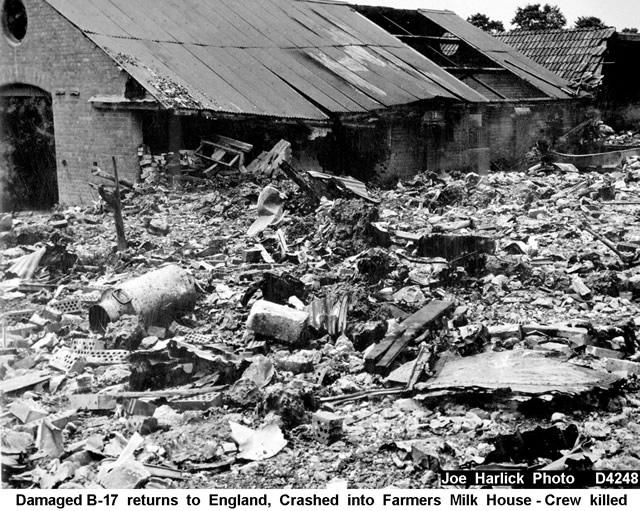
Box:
[91,168,134,189]
[365,300,454,374]
[279,162,318,199]
[112,157,127,252]
[0,372,50,394]
[406,345,431,392]
[144,464,185,480]
[580,223,629,265]
[246,139,291,176]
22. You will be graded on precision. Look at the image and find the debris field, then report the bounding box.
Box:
[3,146,640,490]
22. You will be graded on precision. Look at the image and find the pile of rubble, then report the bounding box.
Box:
[601,126,640,148]
[3,151,640,489]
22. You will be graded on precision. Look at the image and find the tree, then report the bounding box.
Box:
[467,13,505,34]
[512,3,567,30]
[622,27,639,33]
[575,16,607,29]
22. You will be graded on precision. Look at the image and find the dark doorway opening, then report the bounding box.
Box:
[0,84,58,211]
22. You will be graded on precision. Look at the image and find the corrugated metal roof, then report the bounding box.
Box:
[418,9,577,100]
[496,27,615,86]
[45,0,487,120]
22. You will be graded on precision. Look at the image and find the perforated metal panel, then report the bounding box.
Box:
[168,392,222,411]
[48,297,85,315]
[49,349,86,373]
[27,410,78,434]
[72,339,106,351]
[74,349,130,364]
[312,411,343,445]
[183,333,212,345]
[0,309,37,322]
[79,291,102,303]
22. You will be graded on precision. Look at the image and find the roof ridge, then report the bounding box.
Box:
[497,27,615,37]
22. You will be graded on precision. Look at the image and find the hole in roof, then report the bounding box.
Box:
[3,0,27,44]
[440,32,459,57]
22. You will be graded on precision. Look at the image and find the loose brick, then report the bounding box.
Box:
[246,300,309,344]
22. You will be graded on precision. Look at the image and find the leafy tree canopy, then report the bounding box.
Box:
[512,3,567,30]
[467,13,505,33]
[621,27,639,33]
[575,16,607,29]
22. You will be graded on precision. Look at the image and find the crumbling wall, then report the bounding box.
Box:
[320,120,388,181]
[485,101,582,169]
[370,107,472,183]
[0,0,143,206]
[372,118,422,182]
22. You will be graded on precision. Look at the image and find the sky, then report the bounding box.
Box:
[343,1,640,31]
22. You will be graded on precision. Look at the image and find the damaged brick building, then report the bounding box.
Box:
[1,0,587,209]
[355,6,590,171]
[497,27,640,128]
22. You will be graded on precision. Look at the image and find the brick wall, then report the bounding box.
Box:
[486,101,582,167]
[374,119,424,182]
[0,0,142,206]
[374,107,473,182]
[372,100,586,181]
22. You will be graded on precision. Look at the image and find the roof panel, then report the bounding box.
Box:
[419,10,575,99]
[284,48,385,110]
[245,47,361,111]
[82,0,157,40]
[226,0,302,48]
[376,46,488,102]
[45,0,496,119]
[46,0,126,36]
[496,27,615,84]
[310,2,402,47]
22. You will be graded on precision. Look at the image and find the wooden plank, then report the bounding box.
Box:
[247,140,291,175]
[364,338,397,372]
[365,300,454,373]
[112,157,127,253]
[394,230,423,242]
[144,464,185,480]
[406,345,432,391]
[211,135,253,153]
[0,372,50,394]
[374,330,415,374]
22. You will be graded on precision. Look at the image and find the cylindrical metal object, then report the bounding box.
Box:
[89,265,197,332]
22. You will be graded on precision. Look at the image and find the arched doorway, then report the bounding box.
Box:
[0,83,58,211]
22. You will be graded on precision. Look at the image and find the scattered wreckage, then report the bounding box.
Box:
[2,135,640,489]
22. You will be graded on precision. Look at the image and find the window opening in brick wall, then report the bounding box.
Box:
[3,0,27,44]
